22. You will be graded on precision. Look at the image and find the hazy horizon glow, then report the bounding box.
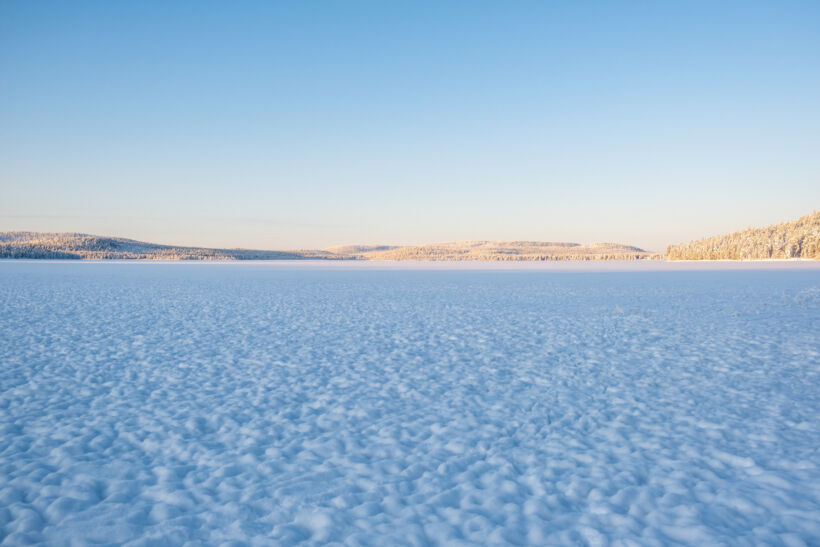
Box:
[2,1,819,252]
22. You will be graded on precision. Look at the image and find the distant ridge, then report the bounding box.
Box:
[335,241,655,261]
[0,232,657,261]
[0,232,337,260]
[667,211,820,260]
[323,245,400,255]
[9,220,820,261]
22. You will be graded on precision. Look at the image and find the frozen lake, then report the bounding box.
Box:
[1,261,819,545]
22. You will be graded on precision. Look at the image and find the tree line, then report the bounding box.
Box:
[667,211,820,260]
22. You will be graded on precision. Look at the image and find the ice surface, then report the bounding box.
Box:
[1,261,819,545]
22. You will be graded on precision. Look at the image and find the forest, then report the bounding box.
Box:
[667,211,819,260]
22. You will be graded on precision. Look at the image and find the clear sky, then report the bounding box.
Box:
[1,1,818,252]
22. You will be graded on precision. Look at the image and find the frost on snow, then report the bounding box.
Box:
[1,262,819,545]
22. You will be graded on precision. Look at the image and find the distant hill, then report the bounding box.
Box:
[5,215,819,261]
[0,232,658,261]
[0,232,338,260]
[323,244,400,255]
[333,241,656,261]
[667,211,820,260]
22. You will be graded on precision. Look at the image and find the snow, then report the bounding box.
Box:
[1,260,819,545]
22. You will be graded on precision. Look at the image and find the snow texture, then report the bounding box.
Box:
[1,261,819,545]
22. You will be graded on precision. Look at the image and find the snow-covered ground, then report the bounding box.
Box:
[1,261,819,545]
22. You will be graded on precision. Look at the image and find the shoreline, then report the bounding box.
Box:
[2,258,818,272]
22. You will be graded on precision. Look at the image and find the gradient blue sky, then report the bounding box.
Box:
[2,1,819,251]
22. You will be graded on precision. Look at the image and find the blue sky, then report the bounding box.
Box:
[1,1,818,251]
